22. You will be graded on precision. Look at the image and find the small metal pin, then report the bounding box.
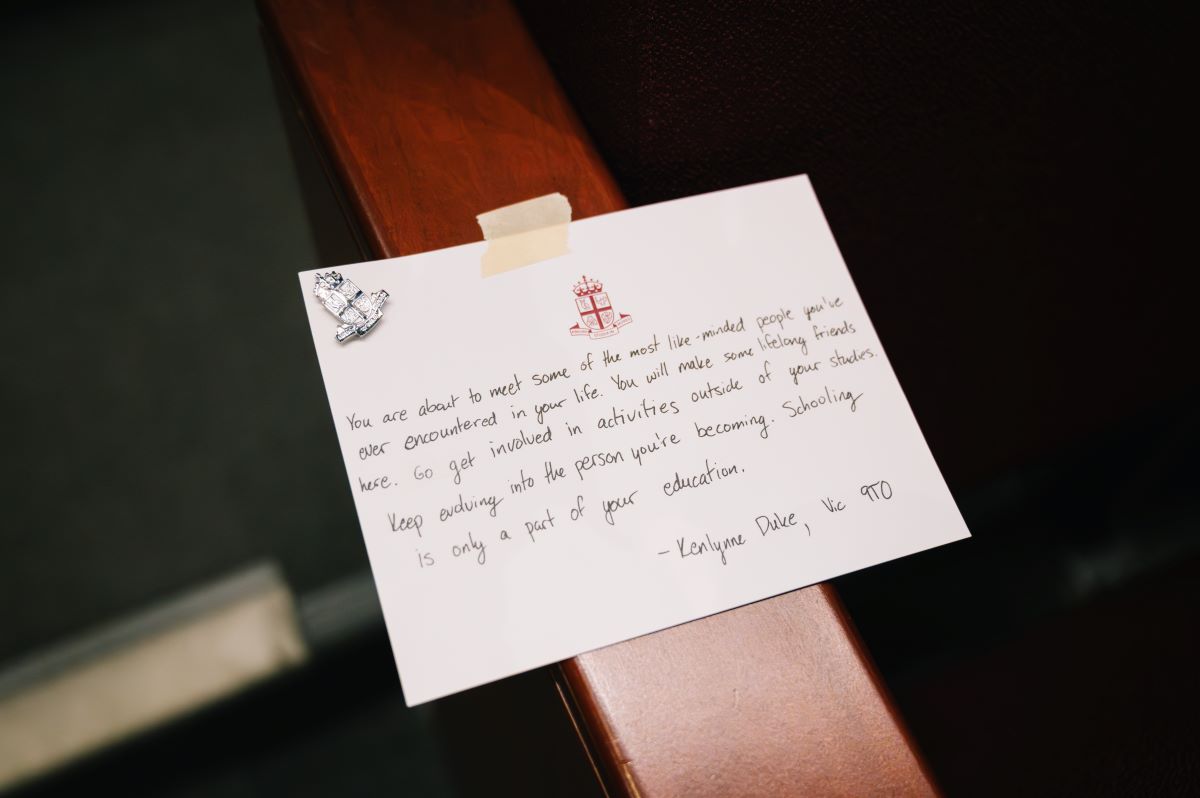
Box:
[312,271,388,342]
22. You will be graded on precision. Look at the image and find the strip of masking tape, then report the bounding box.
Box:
[477,193,572,276]
[0,563,308,791]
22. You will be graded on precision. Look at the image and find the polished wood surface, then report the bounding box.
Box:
[562,588,937,796]
[261,0,622,259]
[259,1,937,794]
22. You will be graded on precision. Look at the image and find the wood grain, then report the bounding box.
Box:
[259,1,938,794]
[260,0,622,259]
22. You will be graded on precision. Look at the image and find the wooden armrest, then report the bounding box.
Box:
[259,1,937,794]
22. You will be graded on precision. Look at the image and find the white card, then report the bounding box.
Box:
[299,175,969,705]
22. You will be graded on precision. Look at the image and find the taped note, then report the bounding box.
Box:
[300,176,970,704]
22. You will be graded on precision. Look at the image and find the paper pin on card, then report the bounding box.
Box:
[299,175,970,705]
[312,271,389,342]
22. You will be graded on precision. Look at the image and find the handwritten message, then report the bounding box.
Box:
[301,176,969,704]
[346,301,886,568]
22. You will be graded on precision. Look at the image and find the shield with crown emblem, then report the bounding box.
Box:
[569,276,631,339]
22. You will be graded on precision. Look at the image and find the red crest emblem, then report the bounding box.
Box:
[569,275,632,339]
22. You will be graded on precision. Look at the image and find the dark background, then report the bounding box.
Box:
[3,0,1196,795]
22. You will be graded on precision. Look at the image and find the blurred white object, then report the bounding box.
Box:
[0,563,307,790]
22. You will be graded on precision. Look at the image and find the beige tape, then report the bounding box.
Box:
[477,193,572,276]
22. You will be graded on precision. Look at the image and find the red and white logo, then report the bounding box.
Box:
[569,275,632,339]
